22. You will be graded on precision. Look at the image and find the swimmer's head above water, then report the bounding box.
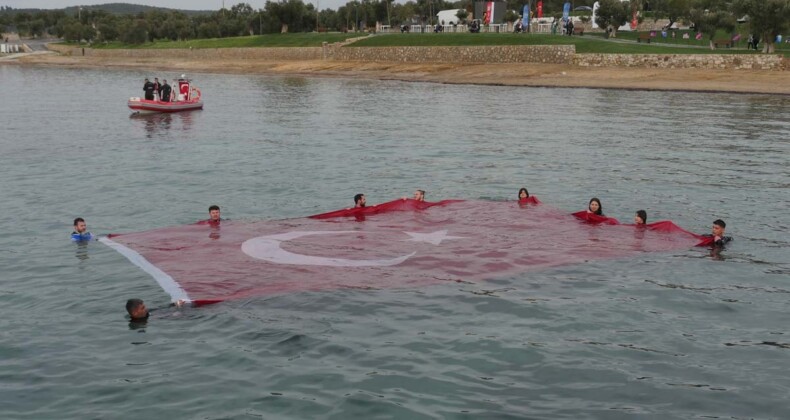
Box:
[126,298,149,321]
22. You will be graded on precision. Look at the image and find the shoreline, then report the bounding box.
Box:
[8,53,790,95]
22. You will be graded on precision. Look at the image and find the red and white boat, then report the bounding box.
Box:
[128,76,203,114]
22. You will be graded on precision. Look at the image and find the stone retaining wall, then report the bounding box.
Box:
[326,45,576,64]
[575,53,784,70]
[45,43,77,55]
[85,46,324,60]
[46,43,786,71]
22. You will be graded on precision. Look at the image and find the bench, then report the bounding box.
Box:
[713,38,733,48]
[573,27,584,36]
[637,33,652,43]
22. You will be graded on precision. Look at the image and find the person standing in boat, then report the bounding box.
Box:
[153,77,161,99]
[143,78,155,101]
[160,79,172,102]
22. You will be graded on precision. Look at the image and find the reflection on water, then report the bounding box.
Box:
[208,224,220,240]
[130,111,197,138]
[74,241,89,261]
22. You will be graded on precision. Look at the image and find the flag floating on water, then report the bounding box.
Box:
[102,199,705,304]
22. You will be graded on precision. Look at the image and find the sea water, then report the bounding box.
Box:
[0,65,788,419]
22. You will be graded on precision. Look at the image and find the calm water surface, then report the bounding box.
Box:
[1,65,789,419]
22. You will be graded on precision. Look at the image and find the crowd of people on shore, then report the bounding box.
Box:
[69,189,730,323]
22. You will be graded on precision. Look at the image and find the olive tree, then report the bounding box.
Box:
[595,0,629,37]
[732,0,790,53]
[688,0,736,49]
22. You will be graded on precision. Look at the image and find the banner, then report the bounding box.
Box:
[591,1,600,28]
[537,0,543,18]
[522,4,530,31]
[631,5,638,30]
[484,1,494,24]
[103,199,706,304]
[562,2,570,22]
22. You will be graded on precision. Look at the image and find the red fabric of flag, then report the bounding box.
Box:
[104,199,707,304]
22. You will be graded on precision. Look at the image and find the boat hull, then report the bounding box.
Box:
[128,97,203,114]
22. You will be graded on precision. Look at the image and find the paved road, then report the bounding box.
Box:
[22,38,60,51]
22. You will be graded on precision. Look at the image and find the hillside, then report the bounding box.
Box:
[0,3,212,16]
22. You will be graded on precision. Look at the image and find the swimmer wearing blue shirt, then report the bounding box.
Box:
[71,217,93,241]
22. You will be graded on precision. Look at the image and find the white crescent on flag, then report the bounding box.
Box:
[242,231,417,267]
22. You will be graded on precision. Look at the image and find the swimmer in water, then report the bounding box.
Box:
[414,189,425,202]
[709,219,732,247]
[587,198,603,216]
[354,193,366,208]
[126,298,186,326]
[208,205,222,223]
[126,298,149,322]
[518,188,529,201]
[634,210,647,225]
[71,217,92,241]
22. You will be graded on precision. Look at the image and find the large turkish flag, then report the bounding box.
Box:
[102,199,705,304]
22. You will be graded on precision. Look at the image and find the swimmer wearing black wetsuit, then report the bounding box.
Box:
[705,219,732,247]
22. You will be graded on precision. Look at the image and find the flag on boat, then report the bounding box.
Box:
[102,199,706,304]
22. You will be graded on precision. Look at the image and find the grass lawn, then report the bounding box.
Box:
[65,31,789,57]
[83,33,361,49]
[350,33,767,55]
[590,29,789,57]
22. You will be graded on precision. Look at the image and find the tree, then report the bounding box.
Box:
[688,0,735,49]
[197,21,221,38]
[732,0,790,53]
[650,0,691,28]
[456,9,468,23]
[595,0,629,37]
[121,19,149,44]
[504,9,519,23]
[96,16,120,42]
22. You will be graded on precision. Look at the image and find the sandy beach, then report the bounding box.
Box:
[9,52,790,95]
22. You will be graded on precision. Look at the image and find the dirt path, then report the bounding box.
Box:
[9,53,790,95]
